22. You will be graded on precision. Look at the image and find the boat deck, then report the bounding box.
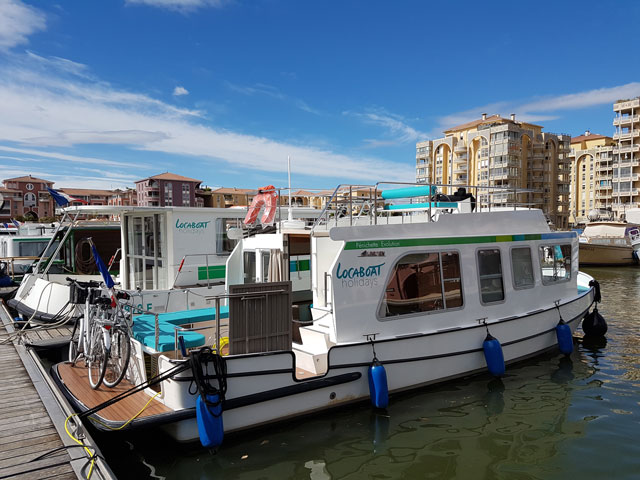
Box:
[55,362,171,425]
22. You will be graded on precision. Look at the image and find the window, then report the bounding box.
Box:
[477,249,504,303]
[182,183,190,205]
[24,192,36,207]
[215,218,241,255]
[164,183,173,206]
[26,183,34,191]
[511,247,534,289]
[379,251,462,318]
[540,245,571,284]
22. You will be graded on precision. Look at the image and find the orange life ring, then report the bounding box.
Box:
[244,186,279,225]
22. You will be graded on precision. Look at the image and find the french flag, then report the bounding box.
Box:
[46,187,87,207]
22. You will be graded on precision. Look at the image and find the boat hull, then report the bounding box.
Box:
[54,285,594,442]
[579,243,637,266]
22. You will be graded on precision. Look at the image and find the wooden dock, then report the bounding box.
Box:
[0,302,116,480]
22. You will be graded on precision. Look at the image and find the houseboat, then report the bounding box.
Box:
[51,183,599,444]
[578,221,640,266]
[11,203,320,322]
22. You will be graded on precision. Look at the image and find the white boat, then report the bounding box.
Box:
[578,221,640,266]
[11,203,320,322]
[51,183,599,444]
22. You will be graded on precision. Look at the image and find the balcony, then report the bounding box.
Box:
[612,173,640,182]
[454,143,467,154]
[613,145,640,155]
[613,114,640,126]
[615,159,640,168]
[597,164,613,172]
[613,130,640,141]
[614,98,640,111]
[612,188,640,196]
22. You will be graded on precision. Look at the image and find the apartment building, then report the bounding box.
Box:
[568,132,615,224]
[0,175,55,221]
[135,172,202,207]
[416,114,571,229]
[612,97,640,218]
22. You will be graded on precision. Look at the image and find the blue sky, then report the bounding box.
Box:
[1,0,640,191]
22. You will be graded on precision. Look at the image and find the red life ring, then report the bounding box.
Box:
[244,186,279,225]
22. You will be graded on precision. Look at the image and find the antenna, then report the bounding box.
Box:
[288,155,293,221]
[282,155,305,230]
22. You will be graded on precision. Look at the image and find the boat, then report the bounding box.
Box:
[50,183,599,444]
[10,203,321,323]
[578,221,640,266]
[7,215,121,323]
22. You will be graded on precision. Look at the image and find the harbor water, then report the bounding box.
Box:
[98,266,640,480]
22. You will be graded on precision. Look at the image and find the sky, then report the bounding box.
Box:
[1,0,640,192]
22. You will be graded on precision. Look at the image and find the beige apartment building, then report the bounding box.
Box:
[567,97,640,224]
[612,97,640,218]
[568,132,615,224]
[416,114,571,229]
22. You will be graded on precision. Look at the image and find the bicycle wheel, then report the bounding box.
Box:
[68,318,81,363]
[103,328,131,388]
[87,324,108,389]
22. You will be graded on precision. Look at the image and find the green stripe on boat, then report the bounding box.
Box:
[197,265,226,280]
[290,259,310,272]
[344,232,574,250]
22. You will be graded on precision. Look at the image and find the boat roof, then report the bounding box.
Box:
[330,210,553,242]
[582,222,634,237]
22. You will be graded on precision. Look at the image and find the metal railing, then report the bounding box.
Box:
[165,288,288,358]
[310,181,539,233]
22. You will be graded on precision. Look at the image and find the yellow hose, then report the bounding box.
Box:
[64,414,96,479]
[88,391,161,431]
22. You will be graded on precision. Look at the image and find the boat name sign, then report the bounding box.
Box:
[175,219,211,233]
[335,262,385,288]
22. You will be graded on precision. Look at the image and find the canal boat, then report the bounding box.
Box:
[578,221,640,266]
[12,203,320,323]
[51,183,598,443]
[8,216,121,322]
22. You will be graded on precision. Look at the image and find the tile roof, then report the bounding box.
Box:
[211,187,255,194]
[570,133,610,144]
[3,175,54,184]
[59,188,113,196]
[443,114,543,133]
[0,186,21,193]
[137,172,202,183]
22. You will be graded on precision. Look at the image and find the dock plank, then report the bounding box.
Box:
[0,318,78,480]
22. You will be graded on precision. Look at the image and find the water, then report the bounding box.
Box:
[98,267,640,479]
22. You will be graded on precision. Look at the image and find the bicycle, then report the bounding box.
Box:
[67,278,132,389]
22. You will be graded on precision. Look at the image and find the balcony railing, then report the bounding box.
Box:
[613,114,640,125]
[613,130,640,141]
[614,99,640,111]
[613,145,640,154]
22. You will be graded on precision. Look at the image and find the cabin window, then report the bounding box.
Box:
[511,247,534,289]
[243,251,257,283]
[125,214,167,290]
[215,218,242,255]
[379,251,462,318]
[477,249,504,303]
[540,245,571,284]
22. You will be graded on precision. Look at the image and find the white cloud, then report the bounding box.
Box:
[345,108,428,145]
[0,52,414,184]
[226,81,321,115]
[432,83,640,137]
[0,145,148,168]
[0,0,46,50]
[125,0,229,12]
[173,86,189,96]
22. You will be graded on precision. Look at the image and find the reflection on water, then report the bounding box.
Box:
[100,267,640,479]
